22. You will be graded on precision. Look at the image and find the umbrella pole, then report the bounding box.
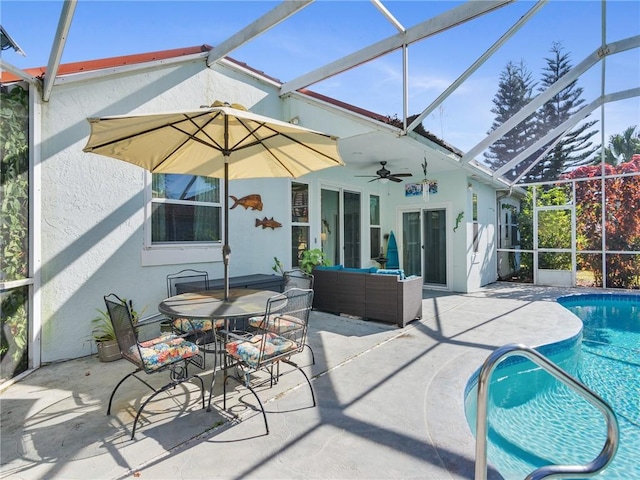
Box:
[223,159,231,301]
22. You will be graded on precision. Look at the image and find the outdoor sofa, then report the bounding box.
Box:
[312,266,423,328]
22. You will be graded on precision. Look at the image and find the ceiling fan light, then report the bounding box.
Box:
[379,177,389,184]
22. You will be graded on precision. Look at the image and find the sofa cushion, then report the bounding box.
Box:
[342,267,376,274]
[375,268,405,280]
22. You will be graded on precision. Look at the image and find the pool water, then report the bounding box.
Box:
[465,294,640,479]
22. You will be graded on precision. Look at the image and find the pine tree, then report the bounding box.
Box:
[484,61,538,182]
[529,42,599,181]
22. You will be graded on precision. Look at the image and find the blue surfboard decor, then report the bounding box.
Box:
[386,230,399,269]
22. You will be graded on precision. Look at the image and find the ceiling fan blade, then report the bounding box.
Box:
[388,176,403,183]
[389,173,413,178]
[368,177,381,183]
[355,175,378,178]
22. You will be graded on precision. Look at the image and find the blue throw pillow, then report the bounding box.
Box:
[375,269,405,280]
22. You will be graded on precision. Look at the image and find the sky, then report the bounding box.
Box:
[2,0,639,155]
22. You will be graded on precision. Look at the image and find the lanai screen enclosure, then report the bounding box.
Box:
[0,0,638,381]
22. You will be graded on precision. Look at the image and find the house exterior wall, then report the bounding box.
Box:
[34,57,502,363]
[38,60,291,362]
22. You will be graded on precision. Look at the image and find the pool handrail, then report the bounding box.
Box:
[474,343,619,480]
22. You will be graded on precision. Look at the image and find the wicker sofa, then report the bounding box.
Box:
[311,266,423,328]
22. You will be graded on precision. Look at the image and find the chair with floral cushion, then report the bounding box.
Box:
[166,269,223,368]
[219,288,315,434]
[104,293,205,439]
[256,269,316,365]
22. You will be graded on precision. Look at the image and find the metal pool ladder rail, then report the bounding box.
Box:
[474,343,619,480]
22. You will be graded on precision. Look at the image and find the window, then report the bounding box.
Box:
[472,193,479,253]
[291,182,309,267]
[151,174,220,244]
[370,195,381,258]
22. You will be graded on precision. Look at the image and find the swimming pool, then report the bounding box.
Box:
[465,293,640,479]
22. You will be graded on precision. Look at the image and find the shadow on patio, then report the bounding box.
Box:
[0,284,583,480]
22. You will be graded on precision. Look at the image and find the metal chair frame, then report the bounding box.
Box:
[104,293,205,439]
[283,268,314,291]
[166,268,210,297]
[219,288,316,434]
[282,269,315,364]
[166,269,221,369]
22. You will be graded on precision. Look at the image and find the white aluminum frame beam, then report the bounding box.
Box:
[43,0,77,102]
[0,59,40,86]
[280,0,512,95]
[206,0,313,67]
[371,0,405,33]
[407,0,547,134]
[462,34,640,165]
[495,87,640,182]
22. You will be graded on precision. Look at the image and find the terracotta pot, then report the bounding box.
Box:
[96,339,121,362]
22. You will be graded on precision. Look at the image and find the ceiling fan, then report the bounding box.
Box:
[356,161,413,183]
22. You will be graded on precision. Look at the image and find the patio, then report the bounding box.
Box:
[0,283,583,480]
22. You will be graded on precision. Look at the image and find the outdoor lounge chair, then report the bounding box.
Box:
[103,293,205,439]
[220,288,316,434]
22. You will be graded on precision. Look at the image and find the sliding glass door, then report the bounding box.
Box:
[321,188,361,267]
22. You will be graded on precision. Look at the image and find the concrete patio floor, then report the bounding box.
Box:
[0,282,587,480]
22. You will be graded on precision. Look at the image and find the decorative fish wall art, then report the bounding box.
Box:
[229,194,263,211]
[255,217,282,229]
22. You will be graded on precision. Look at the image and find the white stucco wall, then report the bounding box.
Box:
[35,56,502,362]
[38,60,291,362]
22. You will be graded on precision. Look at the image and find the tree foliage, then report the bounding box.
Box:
[0,84,30,380]
[529,43,599,181]
[484,61,538,182]
[564,154,640,287]
[485,43,599,184]
[603,125,640,165]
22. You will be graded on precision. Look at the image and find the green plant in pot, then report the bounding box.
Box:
[299,248,330,274]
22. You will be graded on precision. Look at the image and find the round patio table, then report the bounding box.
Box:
[158,288,275,320]
[158,288,277,412]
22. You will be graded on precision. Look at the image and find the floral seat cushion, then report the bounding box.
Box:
[172,317,225,332]
[127,334,199,371]
[248,314,302,333]
[225,332,297,368]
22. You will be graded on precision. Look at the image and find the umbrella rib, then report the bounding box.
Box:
[232,118,342,176]
[153,114,226,171]
[86,111,214,151]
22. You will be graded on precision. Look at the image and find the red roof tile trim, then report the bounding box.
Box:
[1,45,213,83]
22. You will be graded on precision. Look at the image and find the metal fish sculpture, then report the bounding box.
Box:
[255,217,282,230]
[229,194,263,211]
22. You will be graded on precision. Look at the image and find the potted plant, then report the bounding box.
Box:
[300,248,330,274]
[271,256,285,276]
[92,299,145,362]
[91,308,121,362]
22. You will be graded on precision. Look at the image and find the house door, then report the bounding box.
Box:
[402,211,422,277]
[321,188,361,267]
[423,208,447,286]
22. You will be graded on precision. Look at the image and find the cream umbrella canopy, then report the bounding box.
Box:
[83,102,344,300]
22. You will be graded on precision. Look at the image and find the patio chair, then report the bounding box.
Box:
[166,269,222,368]
[104,293,205,439]
[220,288,316,434]
[167,268,210,296]
[258,269,315,365]
[283,268,314,290]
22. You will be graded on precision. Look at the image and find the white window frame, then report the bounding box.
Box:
[141,172,221,266]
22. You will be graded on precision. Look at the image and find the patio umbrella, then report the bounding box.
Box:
[83,101,344,300]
